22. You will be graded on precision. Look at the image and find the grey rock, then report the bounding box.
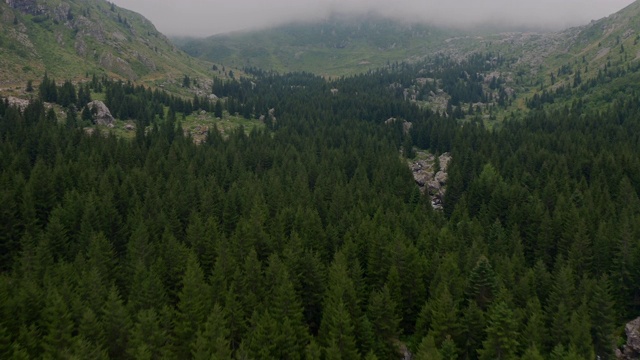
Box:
[618,317,640,359]
[6,96,30,110]
[408,151,451,210]
[87,100,115,127]
[435,171,448,185]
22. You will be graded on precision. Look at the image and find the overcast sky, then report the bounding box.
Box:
[111,0,636,37]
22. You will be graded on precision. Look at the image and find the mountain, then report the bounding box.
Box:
[178,2,640,111]
[177,13,468,77]
[0,0,214,88]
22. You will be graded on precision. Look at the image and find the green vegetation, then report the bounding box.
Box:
[0,0,215,89]
[4,1,640,359]
[2,50,640,358]
[178,14,465,77]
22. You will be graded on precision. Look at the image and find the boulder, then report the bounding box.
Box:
[618,317,640,359]
[407,152,451,210]
[439,152,452,171]
[87,100,115,126]
[435,171,448,185]
[6,96,30,111]
[414,173,430,187]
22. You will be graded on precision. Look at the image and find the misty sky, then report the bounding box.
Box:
[111,0,635,37]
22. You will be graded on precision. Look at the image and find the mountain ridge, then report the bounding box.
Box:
[0,0,215,90]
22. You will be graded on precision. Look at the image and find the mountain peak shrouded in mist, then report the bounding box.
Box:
[111,0,634,37]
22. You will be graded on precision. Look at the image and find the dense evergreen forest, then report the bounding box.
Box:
[0,58,639,359]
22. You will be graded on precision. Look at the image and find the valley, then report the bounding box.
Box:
[1,1,640,359]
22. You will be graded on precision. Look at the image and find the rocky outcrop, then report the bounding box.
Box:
[618,317,640,360]
[87,100,115,127]
[408,151,451,210]
[385,117,413,135]
[6,0,46,16]
[6,96,30,111]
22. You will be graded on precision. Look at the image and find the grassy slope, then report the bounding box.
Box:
[0,0,215,91]
[179,16,465,77]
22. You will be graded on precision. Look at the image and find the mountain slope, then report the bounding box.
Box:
[0,0,213,88]
[177,14,467,77]
[507,0,640,111]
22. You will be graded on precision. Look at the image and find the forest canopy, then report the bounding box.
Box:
[0,60,638,359]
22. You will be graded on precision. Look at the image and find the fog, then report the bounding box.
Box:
[111,0,635,37]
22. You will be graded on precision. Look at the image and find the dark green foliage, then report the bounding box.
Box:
[367,285,401,359]
[415,334,442,360]
[2,56,639,360]
[478,301,519,360]
[191,303,232,360]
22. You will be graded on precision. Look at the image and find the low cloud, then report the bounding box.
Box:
[112,0,635,37]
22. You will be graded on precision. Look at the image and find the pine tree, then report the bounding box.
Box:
[191,303,232,360]
[568,301,594,360]
[214,99,223,118]
[589,275,615,359]
[42,289,75,358]
[466,255,497,310]
[175,252,211,358]
[522,297,547,352]
[0,325,11,359]
[521,345,545,360]
[440,335,458,360]
[101,286,131,359]
[127,309,170,359]
[223,282,246,351]
[427,285,460,346]
[305,339,323,360]
[367,285,401,359]
[323,300,360,360]
[461,301,485,360]
[478,301,519,360]
[414,334,443,360]
[243,309,302,360]
[319,251,361,347]
[78,308,105,352]
[547,264,576,345]
[263,254,309,355]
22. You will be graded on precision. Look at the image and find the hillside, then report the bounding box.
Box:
[177,14,469,77]
[4,1,640,359]
[0,0,214,90]
[521,0,640,109]
[177,1,640,118]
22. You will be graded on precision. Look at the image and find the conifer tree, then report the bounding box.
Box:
[478,301,519,360]
[127,309,169,360]
[414,334,443,360]
[101,286,131,359]
[467,255,497,310]
[589,275,615,359]
[191,303,232,360]
[367,285,401,359]
[568,301,594,360]
[42,289,75,358]
[521,345,545,360]
[175,252,211,358]
[323,300,360,360]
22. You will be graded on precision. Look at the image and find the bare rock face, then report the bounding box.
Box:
[99,52,137,80]
[408,151,452,210]
[6,0,46,16]
[87,100,115,127]
[6,96,30,111]
[618,317,640,359]
[385,117,413,136]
